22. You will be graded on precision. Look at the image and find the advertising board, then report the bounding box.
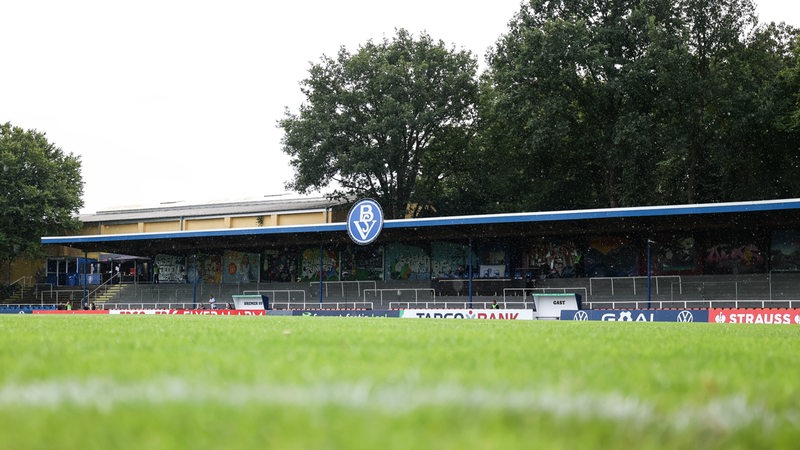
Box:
[560,309,709,322]
[709,308,800,324]
[292,310,400,317]
[400,309,534,320]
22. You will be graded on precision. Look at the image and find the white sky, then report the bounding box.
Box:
[2,1,798,214]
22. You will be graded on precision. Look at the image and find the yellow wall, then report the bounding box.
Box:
[76,209,332,237]
[1,257,41,284]
[184,218,226,231]
[231,216,261,228]
[277,211,326,226]
[102,223,139,234]
[143,221,182,233]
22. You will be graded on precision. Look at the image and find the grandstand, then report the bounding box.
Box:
[26,198,800,312]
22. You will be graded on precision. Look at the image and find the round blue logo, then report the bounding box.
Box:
[347,199,384,245]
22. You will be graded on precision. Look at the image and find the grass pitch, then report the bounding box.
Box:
[0,315,798,449]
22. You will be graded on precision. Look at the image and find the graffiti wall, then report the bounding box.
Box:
[222,251,260,283]
[430,241,473,278]
[199,254,222,284]
[299,248,340,281]
[771,229,800,271]
[583,237,638,277]
[653,235,698,274]
[340,246,384,280]
[385,243,430,280]
[154,254,186,283]
[526,240,580,279]
[703,238,765,274]
[260,249,298,282]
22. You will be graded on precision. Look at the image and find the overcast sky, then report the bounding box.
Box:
[2,1,798,213]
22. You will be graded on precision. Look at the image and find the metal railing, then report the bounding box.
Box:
[589,275,682,295]
[585,299,800,310]
[310,280,377,297]
[503,287,588,302]
[363,288,435,303]
[389,300,530,309]
[242,289,307,302]
[101,301,374,310]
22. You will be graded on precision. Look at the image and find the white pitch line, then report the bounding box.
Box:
[0,378,795,433]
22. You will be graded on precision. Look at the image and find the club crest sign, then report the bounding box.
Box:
[347,199,384,245]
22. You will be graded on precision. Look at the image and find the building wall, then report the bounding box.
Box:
[184,217,227,231]
[277,211,327,226]
[101,223,140,234]
[230,216,262,228]
[76,210,331,236]
[143,221,182,233]
[1,257,41,284]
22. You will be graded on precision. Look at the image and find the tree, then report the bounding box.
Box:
[482,0,681,210]
[780,33,800,130]
[279,29,479,219]
[481,0,798,211]
[0,123,83,270]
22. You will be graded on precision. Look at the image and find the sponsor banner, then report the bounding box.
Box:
[561,309,708,323]
[106,309,269,315]
[709,309,800,325]
[293,310,400,318]
[401,309,534,320]
[33,310,110,315]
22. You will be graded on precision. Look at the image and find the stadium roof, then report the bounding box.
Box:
[79,194,341,223]
[44,198,800,255]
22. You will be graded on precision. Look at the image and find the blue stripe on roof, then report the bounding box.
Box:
[383,198,800,228]
[42,198,800,245]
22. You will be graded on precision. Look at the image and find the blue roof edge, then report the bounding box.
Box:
[42,198,800,245]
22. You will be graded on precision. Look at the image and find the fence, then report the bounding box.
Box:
[363,288,435,304]
[502,287,588,302]
[589,275,682,296]
[310,280,377,297]
[242,289,307,303]
[100,301,373,310]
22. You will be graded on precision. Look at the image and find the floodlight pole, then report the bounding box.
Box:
[468,238,473,309]
[647,239,654,309]
[82,250,88,310]
[318,243,324,306]
[192,254,198,307]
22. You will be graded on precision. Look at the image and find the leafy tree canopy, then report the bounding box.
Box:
[480,0,798,211]
[0,123,83,264]
[279,29,479,219]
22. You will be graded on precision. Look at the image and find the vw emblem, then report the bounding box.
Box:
[347,199,384,245]
[573,311,589,321]
[677,310,694,322]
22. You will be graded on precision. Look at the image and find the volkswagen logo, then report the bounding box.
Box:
[573,311,589,321]
[676,310,694,322]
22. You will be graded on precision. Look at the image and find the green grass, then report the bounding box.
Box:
[0,316,798,449]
